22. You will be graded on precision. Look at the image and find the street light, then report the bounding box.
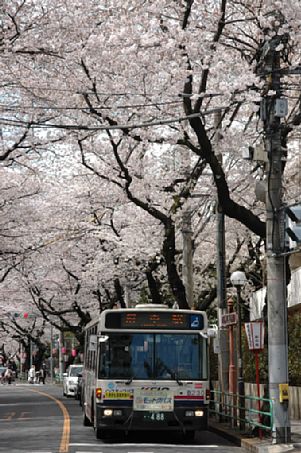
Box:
[230,270,247,431]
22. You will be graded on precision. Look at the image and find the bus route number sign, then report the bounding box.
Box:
[105,311,204,330]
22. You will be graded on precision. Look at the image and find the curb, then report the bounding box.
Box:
[208,421,242,446]
[241,438,295,453]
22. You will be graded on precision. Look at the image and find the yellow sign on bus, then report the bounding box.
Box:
[104,391,132,399]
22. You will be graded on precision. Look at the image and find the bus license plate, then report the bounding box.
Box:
[143,412,165,422]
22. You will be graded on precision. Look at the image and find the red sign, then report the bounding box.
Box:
[221,312,238,326]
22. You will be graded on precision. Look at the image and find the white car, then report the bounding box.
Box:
[63,365,83,397]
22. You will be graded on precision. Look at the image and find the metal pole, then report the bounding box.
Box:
[59,329,64,382]
[50,324,53,383]
[228,298,237,427]
[29,337,32,369]
[20,342,23,380]
[255,350,263,439]
[236,286,245,430]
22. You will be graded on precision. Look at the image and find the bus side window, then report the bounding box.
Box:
[99,343,108,377]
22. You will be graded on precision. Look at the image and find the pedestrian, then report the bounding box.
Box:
[39,363,47,384]
[4,366,13,384]
[28,365,35,384]
[0,368,6,384]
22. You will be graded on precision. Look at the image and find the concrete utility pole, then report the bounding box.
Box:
[215,110,229,395]
[59,329,64,381]
[182,209,194,308]
[261,28,290,443]
[216,109,226,313]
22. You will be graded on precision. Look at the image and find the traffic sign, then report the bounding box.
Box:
[221,312,238,327]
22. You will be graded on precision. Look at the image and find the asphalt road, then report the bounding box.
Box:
[0,382,243,453]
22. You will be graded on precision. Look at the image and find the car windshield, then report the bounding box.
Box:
[69,366,83,377]
[98,333,208,380]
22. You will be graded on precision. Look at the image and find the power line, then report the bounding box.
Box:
[0,106,232,132]
[1,84,223,98]
[0,100,183,112]
[0,91,230,112]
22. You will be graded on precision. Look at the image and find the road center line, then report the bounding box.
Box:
[28,388,70,453]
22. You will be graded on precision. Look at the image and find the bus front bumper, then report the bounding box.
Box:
[96,405,208,432]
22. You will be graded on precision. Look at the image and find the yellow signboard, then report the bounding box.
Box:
[279,384,289,403]
[104,391,132,399]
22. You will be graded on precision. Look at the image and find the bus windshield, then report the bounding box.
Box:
[98,333,208,380]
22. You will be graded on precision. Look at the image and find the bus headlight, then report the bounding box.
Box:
[103,409,123,417]
[185,410,204,417]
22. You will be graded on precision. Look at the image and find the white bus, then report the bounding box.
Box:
[82,304,210,440]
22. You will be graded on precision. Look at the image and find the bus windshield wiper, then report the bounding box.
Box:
[173,373,183,386]
[125,376,134,385]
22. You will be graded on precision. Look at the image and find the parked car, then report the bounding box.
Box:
[63,365,83,397]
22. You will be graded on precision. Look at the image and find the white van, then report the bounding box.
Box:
[63,364,83,397]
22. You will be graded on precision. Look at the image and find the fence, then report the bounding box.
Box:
[244,383,301,420]
[210,389,273,435]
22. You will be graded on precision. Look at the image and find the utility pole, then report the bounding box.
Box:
[182,209,194,308]
[181,137,194,309]
[260,24,290,443]
[216,109,226,314]
[215,110,229,396]
[29,336,33,368]
[59,328,64,381]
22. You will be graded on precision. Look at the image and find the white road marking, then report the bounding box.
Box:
[0,401,54,407]
[69,443,219,448]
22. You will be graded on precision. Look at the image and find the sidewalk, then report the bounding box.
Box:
[209,417,301,453]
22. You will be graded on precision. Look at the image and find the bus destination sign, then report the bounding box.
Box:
[105,311,204,330]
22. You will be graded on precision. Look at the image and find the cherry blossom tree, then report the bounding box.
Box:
[1,0,301,345]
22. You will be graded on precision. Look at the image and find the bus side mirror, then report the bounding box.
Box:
[98,335,109,343]
[207,326,218,338]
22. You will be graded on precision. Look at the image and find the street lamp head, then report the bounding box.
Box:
[230,270,247,287]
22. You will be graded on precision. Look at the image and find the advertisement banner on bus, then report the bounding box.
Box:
[133,388,174,411]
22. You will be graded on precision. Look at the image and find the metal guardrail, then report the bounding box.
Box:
[210,389,273,435]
